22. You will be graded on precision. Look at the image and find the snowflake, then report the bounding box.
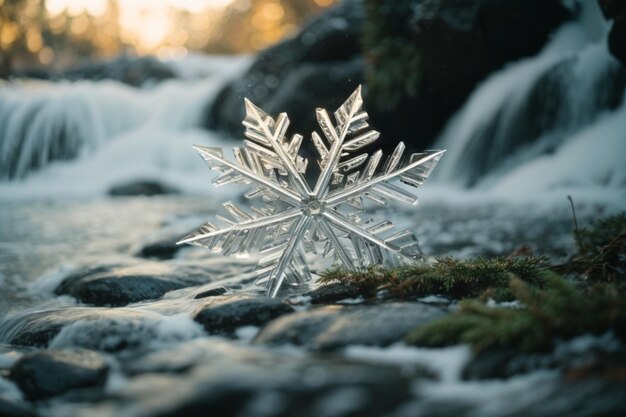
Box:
[178,86,445,297]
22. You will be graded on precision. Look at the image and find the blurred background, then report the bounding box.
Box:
[1,0,625,196]
[0,0,334,74]
[0,3,625,415]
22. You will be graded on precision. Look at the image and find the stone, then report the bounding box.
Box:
[302,282,362,304]
[193,295,294,334]
[102,339,420,417]
[254,302,446,351]
[205,0,365,139]
[194,287,228,299]
[0,398,38,417]
[108,180,179,197]
[9,350,108,401]
[3,308,197,352]
[55,262,214,306]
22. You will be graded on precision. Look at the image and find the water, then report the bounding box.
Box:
[0,2,625,416]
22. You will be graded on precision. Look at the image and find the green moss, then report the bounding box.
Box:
[319,256,549,299]
[362,0,422,110]
[556,212,626,282]
[577,212,626,256]
[405,276,626,353]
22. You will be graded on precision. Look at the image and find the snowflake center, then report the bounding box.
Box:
[302,200,324,216]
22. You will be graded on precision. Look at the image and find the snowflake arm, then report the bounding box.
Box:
[325,149,446,206]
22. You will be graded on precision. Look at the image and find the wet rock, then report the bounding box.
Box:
[462,347,554,380]
[136,237,181,260]
[0,398,38,417]
[194,286,228,299]
[108,180,179,197]
[193,295,294,334]
[302,283,361,304]
[55,262,213,306]
[107,339,419,417]
[2,307,200,351]
[254,302,446,350]
[367,0,572,149]
[206,0,365,138]
[9,350,108,400]
[209,0,571,156]
[505,378,626,417]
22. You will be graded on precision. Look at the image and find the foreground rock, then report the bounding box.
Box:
[0,398,38,417]
[9,350,109,400]
[193,295,294,334]
[86,339,421,417]
[55,262,214,306]
[2,307,201,351]
[254,302,446,351]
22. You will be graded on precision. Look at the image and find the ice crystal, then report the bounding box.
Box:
[178,86,445,297]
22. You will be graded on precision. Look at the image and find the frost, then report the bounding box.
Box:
[179,86,445,297]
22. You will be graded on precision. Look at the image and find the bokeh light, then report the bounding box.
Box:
[0,0,335,75]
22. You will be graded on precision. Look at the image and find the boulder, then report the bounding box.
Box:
[207,0,572,154]
[364,0,572,149]
[193,295,294,334]
[55,262,213,306]
[205,0,365,139]
[254,302,446,351]
[9,350,108,400]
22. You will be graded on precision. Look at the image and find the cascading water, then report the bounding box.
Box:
[432,0,626,196]
[0,56,251,184]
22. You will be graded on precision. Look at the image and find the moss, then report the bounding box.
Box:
[555,212,626,282]
[406,276,626,353]
[319,256,549,300]
[362,0,422,110]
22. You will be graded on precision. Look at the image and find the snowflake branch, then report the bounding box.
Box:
[193,145,302,204]
[177,208,301,245]
[267,216,311,297]
[324,150,445,206]
[244,100,311,197]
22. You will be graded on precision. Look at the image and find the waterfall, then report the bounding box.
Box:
[432,1,626,193]
[0,56,250,181]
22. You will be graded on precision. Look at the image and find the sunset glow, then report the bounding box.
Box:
[45,0,237,54]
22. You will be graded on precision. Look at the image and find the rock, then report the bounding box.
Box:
[108,180,179,197]
[136,238,181,260]
[194,286,228,299]
[107,339,420,417]
[608,16,626,65]
[206,0,365,139]
[302,283,361,304]
[368,0,572,148]
[0,398,38,417]
[193,295,294,334]
[2,307,201,351]
[55,262,213,306]
[462,347,555,380]
[9,350,108,400]
[254,302,446,351]
[208,0,571,156]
